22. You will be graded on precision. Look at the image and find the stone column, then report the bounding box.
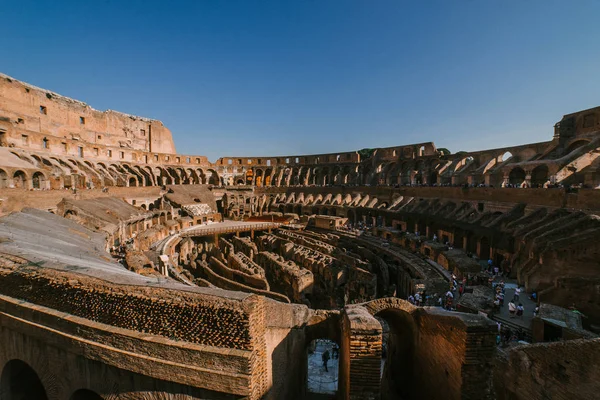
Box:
[340,305,382,400]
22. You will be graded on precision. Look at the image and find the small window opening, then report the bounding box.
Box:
[80,116,85,125]
[40,106,47,115]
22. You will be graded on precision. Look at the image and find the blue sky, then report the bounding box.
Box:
[2,0,600,161]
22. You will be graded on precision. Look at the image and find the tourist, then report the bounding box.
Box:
[530,291,537,301]
[414,292,421,306]
[408,294,415,304]
[437,295,443,307]
[517,303,524,319]
[508,300,516,318]
[322,349,330,372]
[513,286,521,302]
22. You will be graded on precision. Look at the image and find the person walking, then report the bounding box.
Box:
[322,349,330,372]
[517,303,524,319]
[513,286,521,302]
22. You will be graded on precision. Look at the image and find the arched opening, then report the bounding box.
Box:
[508,167,526,186]
[0,169,9,188]
[565,139,589,155]
[530,165,549,187]
[479,236,491,261]
[347,209,356,224]
[128,177,137,187]
[32,172,46,189]
[0,359,49,400]
[12,170,27,189]
[307,338,339,396]
[245,169,254,185]
[501,151,513,162]
[207,169,219,185]
[428,171,438,185]
[69,389,104,400]
[375,309,417,400]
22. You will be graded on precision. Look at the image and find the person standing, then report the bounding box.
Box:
[513,286,521,302]
[508,300,516,318]
[322,349,330,372]
[517,303,524,319]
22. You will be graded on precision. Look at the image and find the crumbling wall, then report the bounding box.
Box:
[255,251,313,304]
[0,267,255,349]
[494,338,600,400]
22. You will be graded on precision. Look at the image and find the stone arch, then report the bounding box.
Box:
[565,139,590,155]
[479,236,491,260]
[32,171,47,189]
[255,169,264,187]
[207,169,220,185]
[530,164,549,187]
[195,168,206,184]
[12,170,28,189]
[128,176,138,187]
[508,167,526,185]
[501,151,513,162]
[0,168,7,188]
[69,389,103,400]
[0,359,49,400]
[363,298,418,400]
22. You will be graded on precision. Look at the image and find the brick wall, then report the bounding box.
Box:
[494,338,600,400]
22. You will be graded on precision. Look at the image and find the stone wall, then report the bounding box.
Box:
[494,338,600,400]
[255,251,313,304]
[0,73,176,154]
[0,266,254,349]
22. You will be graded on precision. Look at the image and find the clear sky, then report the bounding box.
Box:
[2,0,600,161]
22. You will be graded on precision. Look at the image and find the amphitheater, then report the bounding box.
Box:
[0,72,599,400]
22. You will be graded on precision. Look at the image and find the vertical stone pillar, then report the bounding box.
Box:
[340,305,382,400]
[214,234,219,249]
[524,169,532,188]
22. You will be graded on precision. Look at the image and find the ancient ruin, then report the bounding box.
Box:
[0,72,598,400]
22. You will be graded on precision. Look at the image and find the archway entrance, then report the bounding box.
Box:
[13,170,26,189]
[0,169,8,188]
[376,309,416,400]
[508,167,526,186]
[307,339,339,397]
[32,172,46,189]
[530,165,549,187]
[0,359,49,400]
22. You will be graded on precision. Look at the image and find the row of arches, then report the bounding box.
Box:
[0,359,102,400]
[0,168,47,189]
